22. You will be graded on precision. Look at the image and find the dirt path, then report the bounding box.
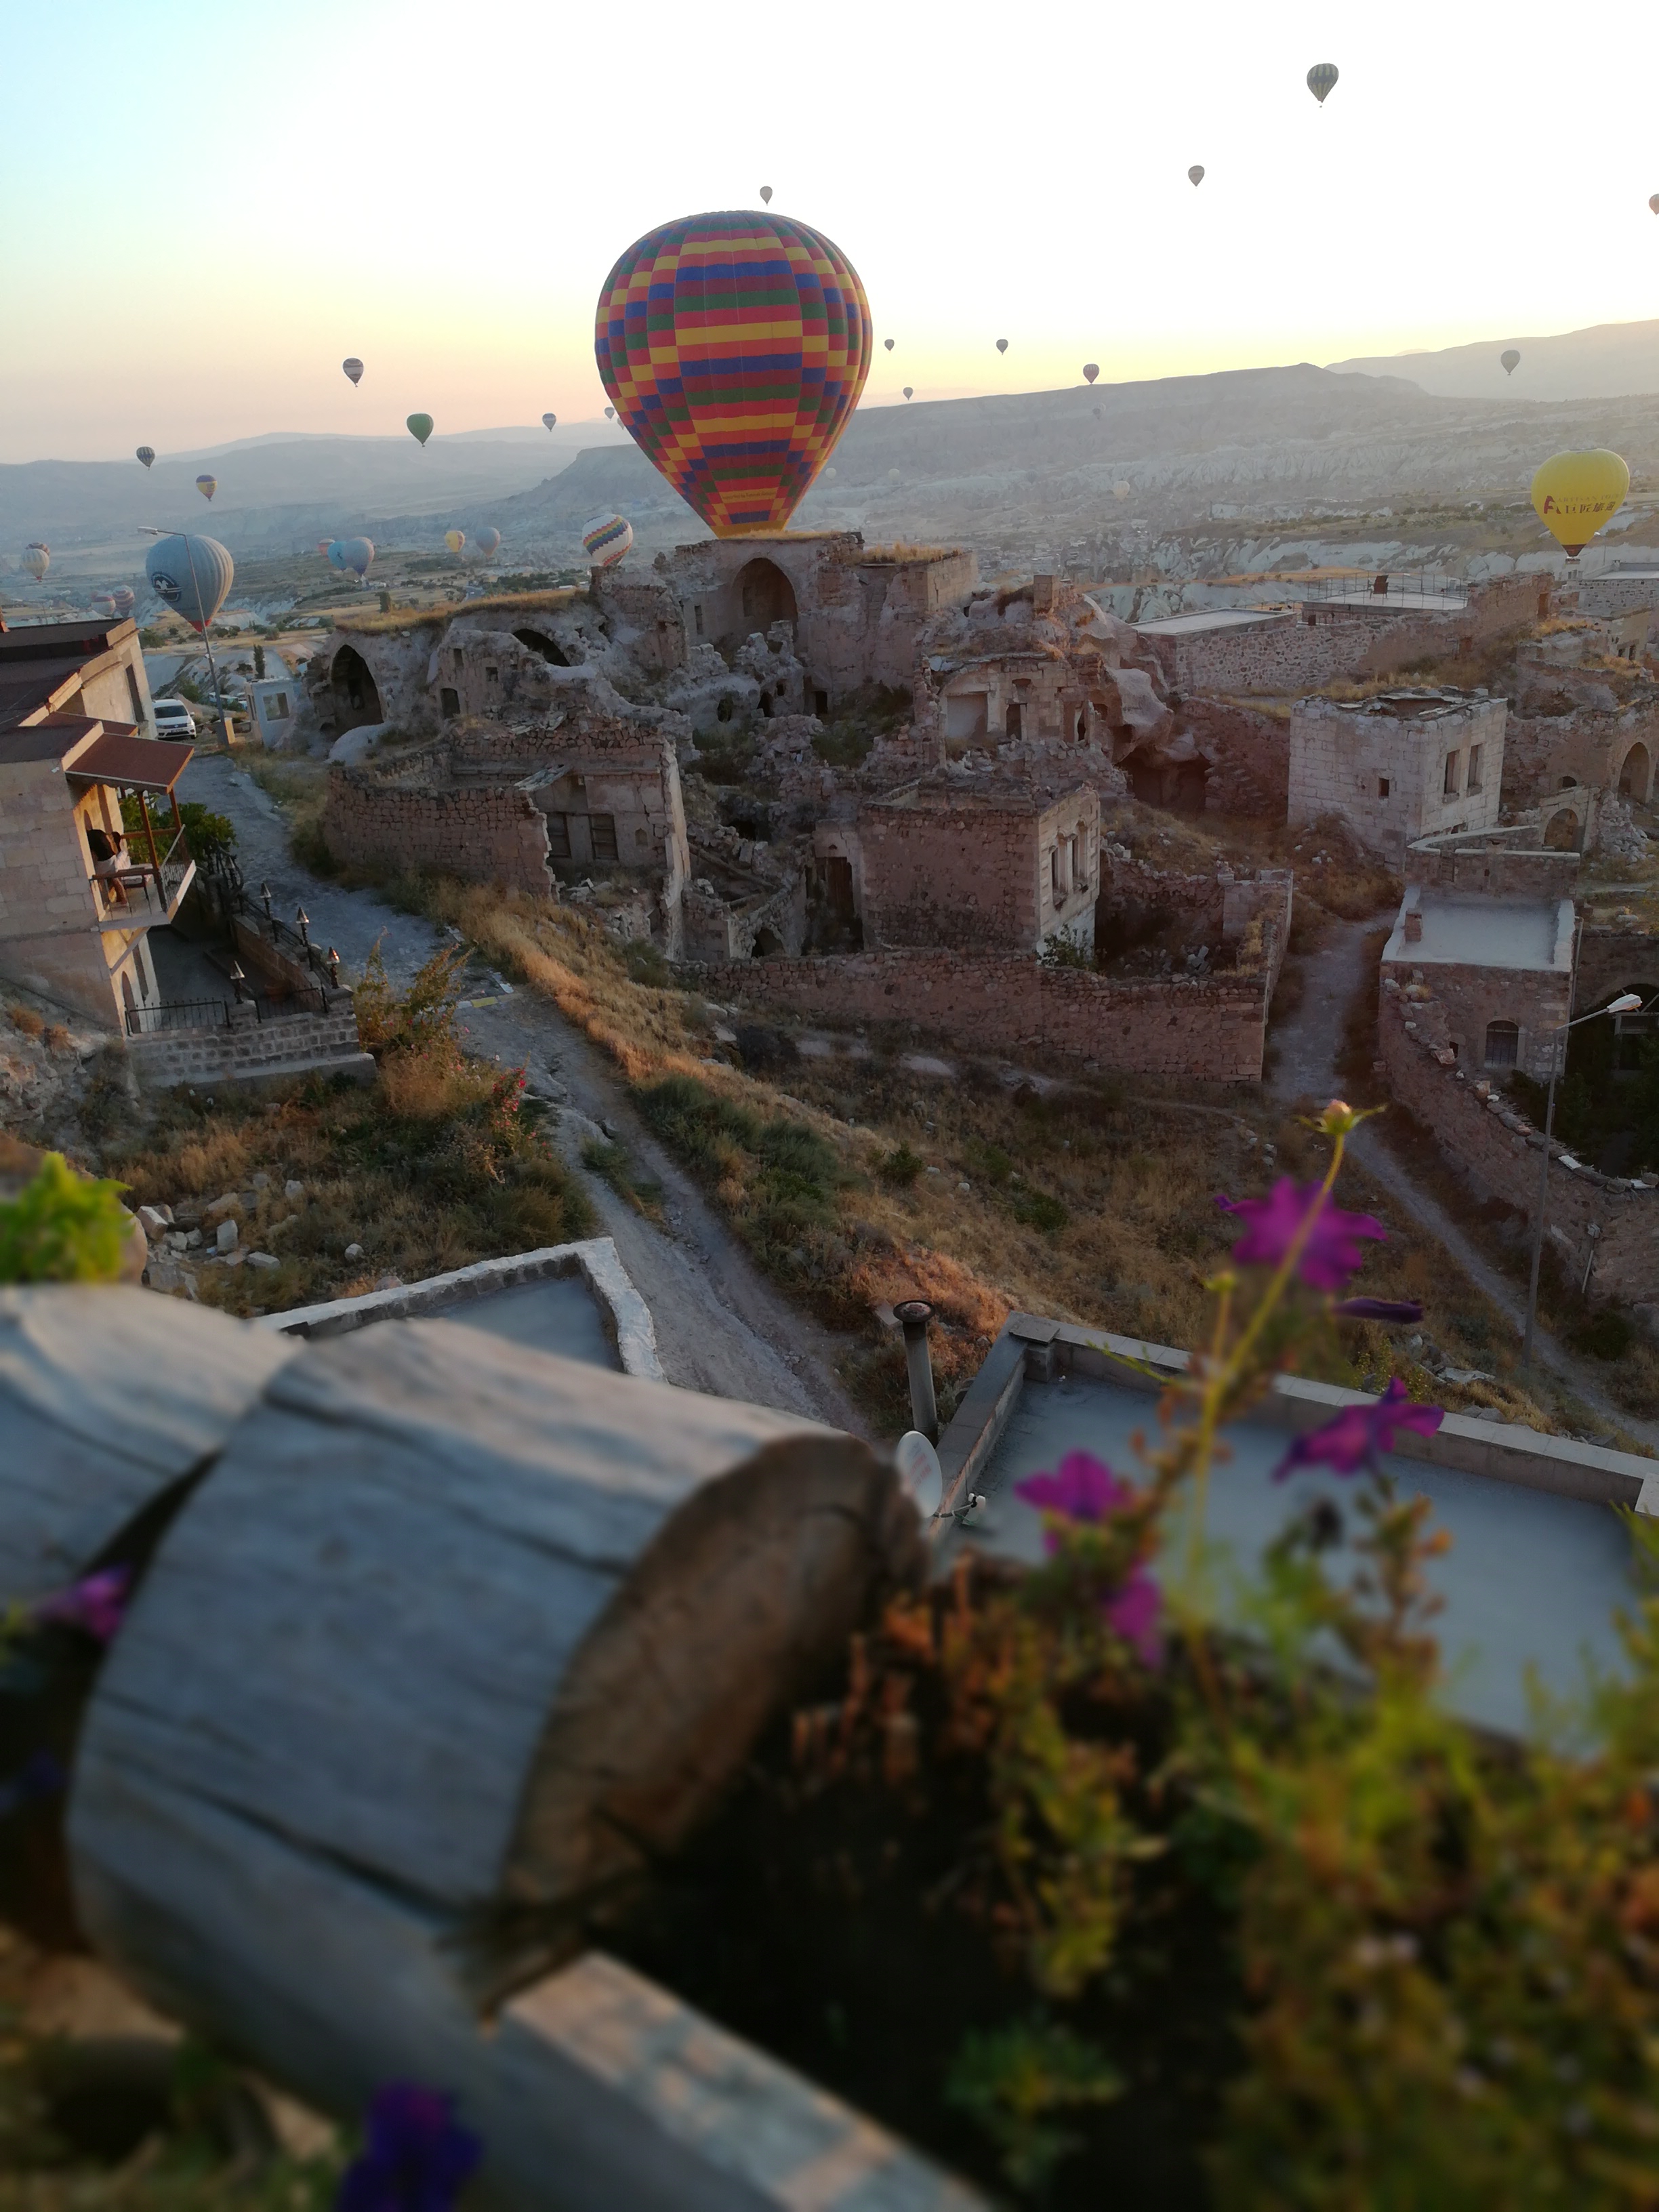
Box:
[1269,918,1659,1451]
[178,754,869,1434]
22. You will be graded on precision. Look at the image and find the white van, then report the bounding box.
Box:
[152,698,196,741]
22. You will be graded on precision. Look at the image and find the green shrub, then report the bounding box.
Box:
[1572,1308,1634,1360]
[0,1154,131,1283]
[878,1142,924,1187]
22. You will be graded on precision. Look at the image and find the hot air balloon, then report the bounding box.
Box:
[542,411,557,430]
[444,529,466,555]
[1502,349,1521,377]
[136,446,155,469]
[582,513,632,567]
[195,474,216,502]
[22,544,49,583]
[1531,449,1630,557]
[338,536,375,578]
[1113,481,1130,500]
[92,592,119,617]
[144,535,233,634]
[1307,62,1338,104]
[596,209,872,537]
[603,406,615,420]
[823,466,837,480]
[326,541,348,571]
[760,185,773,205]
[884,338,895,352]
[996,338,1008,354]
[342,357,364,386]
[1188,165,1205,186]
[407,413,434,446]
[110,586,136,615]
[475,526,502,559]
[1650,193,1659,215]
[1083,364,1099,384]
[903,386,914,400]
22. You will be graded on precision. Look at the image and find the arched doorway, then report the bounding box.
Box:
[330,644,383,734]
[514,628,570,667]
[1544,809,1580,851]
[1619,741,1652,801]
[733,559,797,635]
[752,926,785,958]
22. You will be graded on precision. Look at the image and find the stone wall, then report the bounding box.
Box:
[1378,993,1659,1305]
[1406,842,1581,898]
[857,785,1100,953]
[126,999,364,1090]
[695,949,1277,1081]
[323,768,552,896]
[1289,695,1507,859]
[1576,924,1659,1013]
[1381,939,1572,1084]
[1183,699,1290,817]
[0,756,139,1028]
[1502,698,1659,808]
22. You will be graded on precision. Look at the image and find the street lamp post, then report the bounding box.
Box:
[1521,991,1643,1366]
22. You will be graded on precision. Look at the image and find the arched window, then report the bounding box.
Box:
[1483,1020,1519,1069]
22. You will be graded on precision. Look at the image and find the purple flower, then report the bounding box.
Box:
[1017,1453,1163,1665]
[1017,1450,1134,1528]
[1332,1298,1422,1325]
[1216,1179,1387,1293]
[1274,1378,1444,1483]
[337,2085,482,2212]
[33,1566,131,1644]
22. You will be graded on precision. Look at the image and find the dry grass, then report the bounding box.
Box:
[8,1007,45,1040]
[333,588,579,636]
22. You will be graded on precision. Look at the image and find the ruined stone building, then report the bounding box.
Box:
[1288,690,1507,860]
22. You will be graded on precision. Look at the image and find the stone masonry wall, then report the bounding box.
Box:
[324,768,551,896]
[1183,699,1290,817]
[1289,697,1507,858]
[696,949,1276,1081]
[859,787,1100,953]
[1379,993,1659,1305]
[1502,700,1659,808]
[127,1001,363,1089]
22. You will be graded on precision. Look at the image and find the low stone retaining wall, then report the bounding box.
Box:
[127,999,367,1090]
[324,764,552,895]
[1378,992,1659,1305]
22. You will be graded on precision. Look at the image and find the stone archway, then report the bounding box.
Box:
[514,628,571,668]
[329,644,383,735]
[1544,808,1580,851]
[1619,741,1652,802]
[733,559,797,634]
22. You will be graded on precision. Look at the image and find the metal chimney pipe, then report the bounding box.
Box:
[894,1299,939,1443]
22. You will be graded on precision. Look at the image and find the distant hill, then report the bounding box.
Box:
[1328,319,1659,402]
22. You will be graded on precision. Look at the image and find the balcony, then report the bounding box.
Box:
[94,830,196,930]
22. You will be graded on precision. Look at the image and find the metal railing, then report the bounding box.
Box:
[124,984,329,1039]
[1299,569,1469,608]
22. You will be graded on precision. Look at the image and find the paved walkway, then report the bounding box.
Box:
[1269,918,1659,1450]
[175,752,868,1433]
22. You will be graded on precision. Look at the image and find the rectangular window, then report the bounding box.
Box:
[1467,743,1483,792]
[544,812,571,860]
[268,693,289,719]
[451,649,465,673]
[1377,777,1390,799]
[590,813,619,864]
[485,666,499,686]
[126,665,145,725]
[441,687,460,718]
[1443,753,1461,798]
[693,605,704,637]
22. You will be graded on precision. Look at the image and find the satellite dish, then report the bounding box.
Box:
[895,1431,943,1519]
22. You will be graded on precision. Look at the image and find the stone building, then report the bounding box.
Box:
[0,614,159,739]
[1288,690,1507,859]
[1502,636,1658,809]
[1380,883,1575,1082]
[829,777,1101,957]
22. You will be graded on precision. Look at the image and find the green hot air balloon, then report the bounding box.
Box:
[407,413,434,447]
[1307,62,1338,104]
[136,446,155,469]
[195,474,216,501]
[1502,348,1521,376]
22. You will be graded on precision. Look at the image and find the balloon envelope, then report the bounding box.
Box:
[338,536,375,578]
[1188,165,1204,186]
[474,526,502,558]
[1531,449,1630,556]
[407,413,434,446]
[603,406,615,420]
[444,529,466,554]
[903,386,913,400]
[1083,363,1099,384]
[541,411,557,430]
[144,534,233,633]
[326,541,348,570]
[342,358,364,386]
[21,544,49,582]
[759,185,773,204]
[1650,194,1659,215]
[996,338,1008,354]
[582,513,632,567]
[1501,348,1521,375]
[110,586,136,615]
[1307,62,1338,103]
[136,446,155,469]
[195,474,216,501]
[884,337,894,352]
[596,208,872,538]
[1113,481,1130,499]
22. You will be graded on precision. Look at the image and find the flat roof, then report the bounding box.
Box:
[1305,591,1467,614]
[1312,689,1484,722]
[1382,893,1572,973]
[1132,608,1294,638]
[0,617,135,663]
[960,1364,1629,1738]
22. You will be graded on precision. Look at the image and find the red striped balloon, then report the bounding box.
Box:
[595,209,872,538]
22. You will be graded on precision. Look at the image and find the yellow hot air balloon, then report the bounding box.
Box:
[1530,449,1630,557]
[445,529,466,554]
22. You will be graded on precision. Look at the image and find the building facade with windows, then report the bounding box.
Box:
[1288,690,1507,861]
[1379,885,1575,1082]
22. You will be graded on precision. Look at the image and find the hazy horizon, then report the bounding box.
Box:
[5,0,1658,465]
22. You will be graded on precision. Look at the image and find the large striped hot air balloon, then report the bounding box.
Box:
[144,535,234,634]
[110,586,136,615]
[582,513,633,567]
[342,358,364,386]
[22,544,49,583]
[1307,62,1338,105]
[595,209,872,537]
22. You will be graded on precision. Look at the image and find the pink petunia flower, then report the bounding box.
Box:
[1017,1453,1163,1665]
[1215,1178,1387,1294]
[1274,1378,1444,1482]
[33,1565,131,1644]
[1103,1568,1164,1667]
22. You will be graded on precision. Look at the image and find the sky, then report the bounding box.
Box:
[3,0,1658,462]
